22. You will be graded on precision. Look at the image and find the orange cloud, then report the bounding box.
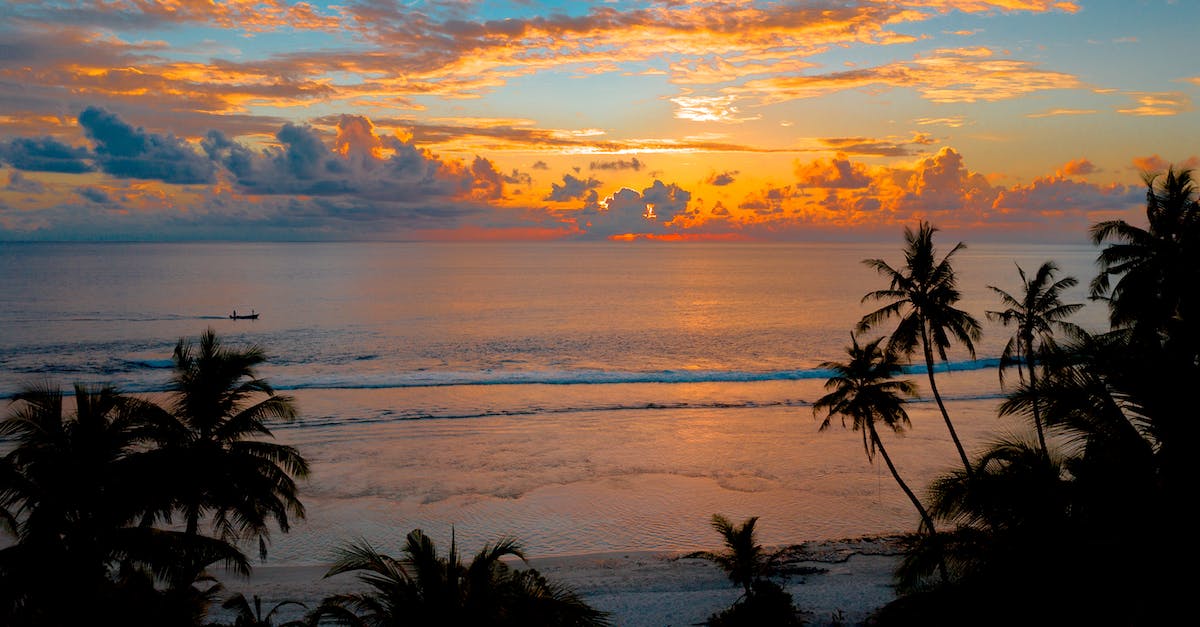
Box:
[1057,158,1097,177]
[1117,92,1192,116]
[728,47,1082,105]
[1132,155,1200,174]
[1027,108,1098,118]
[670,96,760,123]
[795,155,873,189]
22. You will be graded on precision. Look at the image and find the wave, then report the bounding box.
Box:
[279,390,1006,430]
[0,357,1005,398]
[275,358,1003,390]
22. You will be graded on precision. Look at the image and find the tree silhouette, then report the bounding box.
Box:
[146,328,308,559]
[814,335,936,535]
[0,383,249,625]
[684,515,801,626]
[859,221,982,477]
[219,593,307,627]
[310,529,609,626]
[685,514,784,599]
[986,261,1082,453]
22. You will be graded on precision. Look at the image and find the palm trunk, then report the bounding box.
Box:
[870,425,936,535]
[1025,337,1048,455]
[186,505,199,536]
[921,324,973,478]
[870,425,947,583]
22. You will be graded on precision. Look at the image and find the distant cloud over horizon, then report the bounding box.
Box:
[0,0,1195,241]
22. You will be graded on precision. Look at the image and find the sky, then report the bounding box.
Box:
[0,0,1197,242]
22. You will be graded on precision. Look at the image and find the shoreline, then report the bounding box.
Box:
[214,534,906,626]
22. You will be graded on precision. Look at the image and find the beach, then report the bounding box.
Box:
[216,536,905,626]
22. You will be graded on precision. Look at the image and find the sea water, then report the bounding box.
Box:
[0,241,1106,563]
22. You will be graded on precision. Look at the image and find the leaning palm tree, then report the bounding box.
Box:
[986,261,1083,453]
[859,221,982,477]
[814,335,936,535]
[146,328,308,559]
[310,529,609,626]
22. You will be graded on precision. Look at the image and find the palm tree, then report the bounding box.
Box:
[310,529,609,626]
[684,515,800,626]
[684,514,783,599]
[887,435,1081,624]
[814,335,936,535]
[0,383,249,625]
[859,221,982,477]
[1090,167,1200,491]
[219,593,307,626]
[146,328,308,558]
[1090,167,1200,335]
[986,261,1082,453]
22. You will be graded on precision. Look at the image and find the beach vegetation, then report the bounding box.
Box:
[0,330,306,626]
[0,383,250,626]
[986,261,1082,453]
[686,514,802,626]
[813,337,935,536]
[877,166,1198,624]
[308,528,610,626]
[858,221,982,477]
[215,593,307,627]
[147,328,308,558]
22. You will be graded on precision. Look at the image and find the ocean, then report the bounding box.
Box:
[0,240,1106,564]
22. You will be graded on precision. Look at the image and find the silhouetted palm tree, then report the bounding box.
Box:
[888,434,1083,624]
[987,261,1082,453]
[1091,167,1200,335]
[148,328,308,558]
[859,221,982,477]
[1090,167,1199,491]
[310,529,609,626]
[814,335,936,534]
[219,593,307,626]
[685,514,784,599]
[684,515,801,626]
[0,383,249,625]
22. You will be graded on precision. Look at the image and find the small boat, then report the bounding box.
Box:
[230,311,259,320]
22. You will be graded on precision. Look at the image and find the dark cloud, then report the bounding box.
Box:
[641,180,691,221]
[503,168,532,185]
[574,179,693,238]
[546,173,602,202]
[589,157,644,171]
[0,137,93,173]
[531,160,549,170]
[818,137,916,157]
[5,171,45,193]
[75,186,111,204]
[78,107,216,184]
[795,156,871,189]
[706,170,738,186]
[203,115,504,204]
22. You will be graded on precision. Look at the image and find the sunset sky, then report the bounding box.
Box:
[1,0,1197,241]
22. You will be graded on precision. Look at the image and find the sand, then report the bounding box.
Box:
[213,535,905,626]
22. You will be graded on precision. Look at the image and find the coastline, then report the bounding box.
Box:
[214,535,905,626]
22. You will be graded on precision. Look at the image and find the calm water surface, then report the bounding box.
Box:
[0,241,1105,562]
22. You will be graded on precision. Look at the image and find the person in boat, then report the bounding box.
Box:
[233,309,237,318]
